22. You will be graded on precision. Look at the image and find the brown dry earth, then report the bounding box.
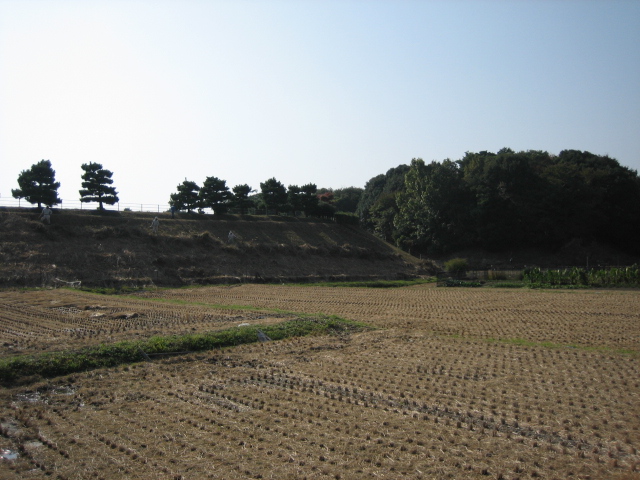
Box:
[0,210,429,288]
[1,284,639,480]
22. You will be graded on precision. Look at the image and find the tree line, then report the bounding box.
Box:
[357,148,640,255]
[169,178,320,216]
[12,160,119,210]
[10,160,363,218]
[12,149,639,255]
[168,177,363,218]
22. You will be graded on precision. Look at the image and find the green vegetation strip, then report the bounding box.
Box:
[78,279,437,294]
[523,266,640,288]
[0,316,371,385]
[285,278,436,288]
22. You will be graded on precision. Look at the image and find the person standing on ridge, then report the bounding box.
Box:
[40,205,52,224]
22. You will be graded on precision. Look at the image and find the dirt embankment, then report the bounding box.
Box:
[0,208,433,287]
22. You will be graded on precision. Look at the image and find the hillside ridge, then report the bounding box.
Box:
[0,208,431,288]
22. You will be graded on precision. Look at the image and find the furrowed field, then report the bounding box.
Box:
[1,284,639,479]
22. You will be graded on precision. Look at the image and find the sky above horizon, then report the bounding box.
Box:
[1,0,639,208]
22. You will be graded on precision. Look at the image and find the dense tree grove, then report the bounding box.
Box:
[357,149,640,255]
[356,165,409,240]
[316,187,364,215]
[287,183,322,216]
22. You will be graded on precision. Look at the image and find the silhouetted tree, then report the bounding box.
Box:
[12,160,61,208]
[169,180,200,213]
[79,162,119,210]
[287,185,303,215]
[259,177,287,214]
[231,184,255,215]
[199,176,232,214]
[300,183,319,216]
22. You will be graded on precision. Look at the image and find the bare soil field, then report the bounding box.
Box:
[1,284,639,479]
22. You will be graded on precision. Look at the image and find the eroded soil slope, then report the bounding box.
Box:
[0,209,430,287]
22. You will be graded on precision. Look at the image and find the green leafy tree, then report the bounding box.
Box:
[357,174,384,227]
[460,148,640,253]
[358,148,640,256]
[332,187,363,213]
[395,158,472,254]
[231,184,255,215]
[199,176,232,214]
[12,160,61,208]
[460,149,544,250]
[554,150,640,251]
[357,165,409,229]
[259,177,287,214]
[368,193,399,243]
[79,162,119,210]
[314,202,336,218]
[169,180,201,213]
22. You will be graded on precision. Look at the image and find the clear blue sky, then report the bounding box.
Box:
[1,0,638,207]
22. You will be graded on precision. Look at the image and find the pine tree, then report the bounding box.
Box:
[12,160,61,208]
[79,163,119,210]
[231,184,255,215]
[199,176,232,214]
[169,180,201,213]
[259,178,287,214]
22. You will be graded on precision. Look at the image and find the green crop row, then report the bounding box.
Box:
[288,278,436,288]
[523,266,640,287]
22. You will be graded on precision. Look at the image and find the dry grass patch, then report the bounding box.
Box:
[0,285,639,479]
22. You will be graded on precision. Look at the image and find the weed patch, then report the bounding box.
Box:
[441,279,483,287]
[0,316,371,385]
[487,282,524,288]
[286,278,435,288]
